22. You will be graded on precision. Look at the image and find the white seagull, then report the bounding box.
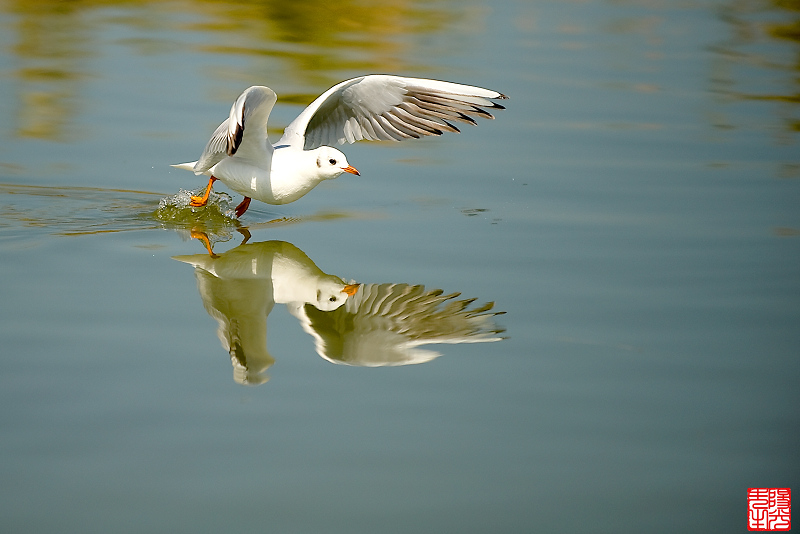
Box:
[173,74,507,217]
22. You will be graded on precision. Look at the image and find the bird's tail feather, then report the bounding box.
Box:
[171,161,201,174]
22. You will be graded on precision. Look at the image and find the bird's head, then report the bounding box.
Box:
[315,147,360,180]
[314,279,360,311]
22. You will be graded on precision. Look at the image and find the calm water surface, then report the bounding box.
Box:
[1,1,798,533]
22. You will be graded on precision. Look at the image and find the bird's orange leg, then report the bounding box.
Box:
[190,229,218,257]
[190,176,218,207]
[234,196,251,218]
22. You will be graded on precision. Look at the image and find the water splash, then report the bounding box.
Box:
[153,187,241,246]
[155,187,236,221]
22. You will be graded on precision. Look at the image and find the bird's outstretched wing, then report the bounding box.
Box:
[278,75,508,151]
[193,86,277,174]
[298,283,506,366]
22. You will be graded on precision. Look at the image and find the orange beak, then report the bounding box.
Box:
[341,165,360,176]
[341,283,361,296]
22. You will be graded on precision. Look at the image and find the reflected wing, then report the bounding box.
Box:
[193,86,277,174]
[278,75,508,150]
[297,283,506,366]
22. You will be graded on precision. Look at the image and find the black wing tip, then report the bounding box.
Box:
[458,112,478,126]
[444,120,460,133]
[227,102,246,156]
[471,106,496,120]
[227,123,243,156]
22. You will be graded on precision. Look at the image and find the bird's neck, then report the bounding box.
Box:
[268,148,328,204]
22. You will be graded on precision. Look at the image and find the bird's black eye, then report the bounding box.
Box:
[329,296,337,302]
[329,159,337,165]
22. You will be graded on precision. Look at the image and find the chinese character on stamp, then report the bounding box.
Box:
[748,488,791,531]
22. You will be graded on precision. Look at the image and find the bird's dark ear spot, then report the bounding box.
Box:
[316,157,321,168]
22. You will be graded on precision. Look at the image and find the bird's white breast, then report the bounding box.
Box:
[212,148,324,205]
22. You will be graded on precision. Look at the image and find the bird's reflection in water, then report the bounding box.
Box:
[297,283,504,367]
[174,235,505,385]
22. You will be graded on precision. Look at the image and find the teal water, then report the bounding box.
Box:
[1,1,799,533]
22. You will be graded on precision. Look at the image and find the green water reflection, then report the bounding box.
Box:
[2,0,798,142]
[711,0,800,133]
[1,0,455,140]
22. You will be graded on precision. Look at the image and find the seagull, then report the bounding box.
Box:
[172,74,507,217]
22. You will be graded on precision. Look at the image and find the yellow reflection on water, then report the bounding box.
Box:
[0,0,455,140]
[5,1,92,140]
[712,0,800,133]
